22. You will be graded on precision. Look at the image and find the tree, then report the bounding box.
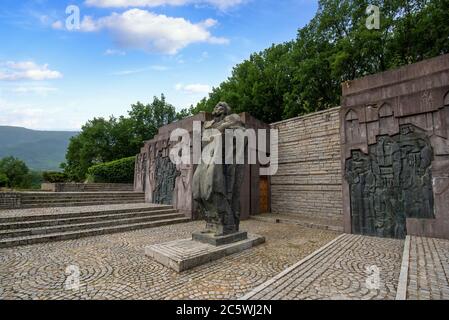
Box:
[127,94,177,145]
[63,94,181,182]
[0,156,31,189]
[192,43,295,123]
[193,0,449,123]
[0,173,8,188]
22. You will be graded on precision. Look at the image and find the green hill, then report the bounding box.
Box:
[0,126,78,171]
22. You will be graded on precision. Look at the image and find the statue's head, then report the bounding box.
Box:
[212,102,231,118]
[352,150,362,160]
[400,124,414,135]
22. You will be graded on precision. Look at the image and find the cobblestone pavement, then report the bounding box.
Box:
[244,234,404,300]
[251,213,343,232]
[0,220,339,300]
[407,236,449,300]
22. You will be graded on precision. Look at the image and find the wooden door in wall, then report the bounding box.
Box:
[259,177,269,213]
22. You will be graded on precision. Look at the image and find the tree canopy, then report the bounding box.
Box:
[192,0,449,123]
[62,1,449,181]
[0,156,32,189]
[63,94,183,182]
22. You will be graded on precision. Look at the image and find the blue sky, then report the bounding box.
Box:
[0,0,318,131]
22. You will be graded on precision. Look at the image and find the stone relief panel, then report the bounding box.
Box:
[134,152,148,192]
[152,151,180,205]
[341,54,449,239]
[345,110,361,144]
[174,163,193,215]
[345,124,435,239]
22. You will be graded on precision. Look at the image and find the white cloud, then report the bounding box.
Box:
[175,83,211,94]
[111,65,169,75]
[150,65,169,71]
[51,20,64,30]
[0,61,63,81]
[77,9,228,54]
[85,0,245,10]
[0,99,62,129]
[10,86,58,96]
[104,49,127,56]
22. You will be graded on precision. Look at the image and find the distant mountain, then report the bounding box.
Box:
[0,126,78,171]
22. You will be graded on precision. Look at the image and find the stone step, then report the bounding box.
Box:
[22,191,143,195]
[21,200,146,209]
[22,197,145,205]
[0,217,190,248]
[0,212,186,239]
[0,205,173,223]
[82,189,134,192]
[21,194,144,201]
[83,186,133,189]
[0,208,178,230]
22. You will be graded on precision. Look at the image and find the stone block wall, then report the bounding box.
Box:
[0,192,22,209]
[41,183,134,192]
[270,107,343,218]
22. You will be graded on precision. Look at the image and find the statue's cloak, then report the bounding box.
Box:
[193,114,244,204]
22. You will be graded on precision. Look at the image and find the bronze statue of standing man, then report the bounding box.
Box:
[193,102,246,237]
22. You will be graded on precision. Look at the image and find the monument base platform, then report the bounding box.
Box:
[192,231,248,246]
[145,234,265,272]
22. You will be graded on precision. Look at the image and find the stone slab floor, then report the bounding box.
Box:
[0,220,339,300]
[1,219,448,300]
[407,236,449,300]
[243,234,404,300]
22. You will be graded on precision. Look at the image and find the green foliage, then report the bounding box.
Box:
[42,171,69,183]
[194,0,449,123]
[0,173,8,188]
[87,156,136,184]
[29,171,44,190]
[0,156,31,189]
[61,1,449,181]
[63,94,182,182]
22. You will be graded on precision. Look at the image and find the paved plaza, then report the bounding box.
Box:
[243,234,404,300]
[0,220,339,300]
[406,236,449,300]
[1,218,449,300]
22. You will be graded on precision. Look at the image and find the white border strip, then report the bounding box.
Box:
[396,235,411,300]
[240,233,346,300]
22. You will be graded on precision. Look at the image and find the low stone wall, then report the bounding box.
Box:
[41,183,134,192]
[270,107,343,218]
[0,192,22,209]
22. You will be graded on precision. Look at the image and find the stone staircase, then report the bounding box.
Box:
[18,192,146,209]
[81,184,134,192]
[0,204,190,248]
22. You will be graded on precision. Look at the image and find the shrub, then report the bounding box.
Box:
[0,156,31,189]
[0,173,9,188]
[42,171,68,183]
[87,156,135,183]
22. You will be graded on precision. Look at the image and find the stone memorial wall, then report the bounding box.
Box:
[134,112,271,220]
[341,54,449,239]
[133,54,449,241]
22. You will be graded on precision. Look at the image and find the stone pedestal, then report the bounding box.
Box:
[145,233,265,272]
[192,231,248,246]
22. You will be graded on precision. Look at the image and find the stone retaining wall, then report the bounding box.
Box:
[0,192,22,209]
[270,107,343,218]
[41,183,134,192]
